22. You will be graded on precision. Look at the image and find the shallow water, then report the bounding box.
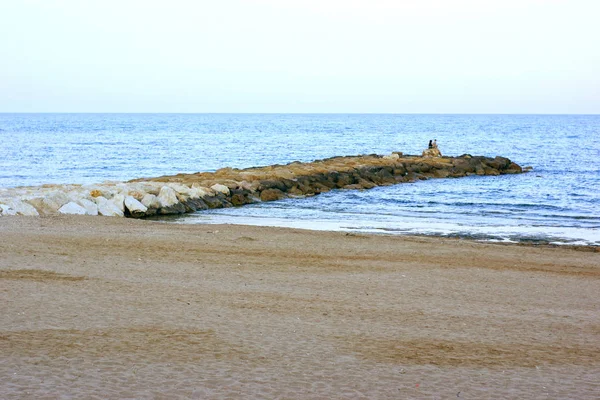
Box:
[1,113,599,244]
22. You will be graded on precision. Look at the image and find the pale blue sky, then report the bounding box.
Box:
[1,0,598,113]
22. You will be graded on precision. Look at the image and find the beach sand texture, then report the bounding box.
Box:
[1,216,599,399]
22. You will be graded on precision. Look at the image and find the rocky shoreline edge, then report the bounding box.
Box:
[0,153,524,218]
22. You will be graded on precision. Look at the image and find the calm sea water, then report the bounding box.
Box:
[1,113,599,245]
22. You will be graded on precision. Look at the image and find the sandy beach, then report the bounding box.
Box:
[1,215,599,399]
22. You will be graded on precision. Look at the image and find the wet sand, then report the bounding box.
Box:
[1,216,599,399]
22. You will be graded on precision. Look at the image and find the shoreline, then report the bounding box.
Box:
[1,215,599,398]
[172,213,600,249]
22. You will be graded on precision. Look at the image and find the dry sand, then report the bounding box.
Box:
[1,215,599,399]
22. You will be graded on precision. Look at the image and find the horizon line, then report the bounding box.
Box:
[1,112,599,116]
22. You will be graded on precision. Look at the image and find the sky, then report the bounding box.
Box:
[0,0,598,113]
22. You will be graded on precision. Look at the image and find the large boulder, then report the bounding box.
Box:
[16,200,40,216]
[110,193,126,213]
[422,148,442,157]
[230,189,251,206]
[58,201,87,215]
[211,184,230,196]
[1,200,39,216]
[157,186,185,214]
[141,193,160,210]
[483,167,500,176]
[375,168,396,184]
[77,198,99,216]
[140,194,160,216]
[505,162,523,174]
[25,191,70,214]
[190,184,215,198]
[201,194,227,209]
[95,196,124,217]
[44,191,70,209]
[433,169,450,178]
[260,188,286,202]
[484,156,511,170]
[258,180,287,192]
[168,183,193,196]
[180,197,209,212]
[0,203,17,215]
[159,203,187,215]
[334,173,355,188]
[124,196,148,218]
[157,186,179,207]
[21,197,47,215]
[451,159,476,175]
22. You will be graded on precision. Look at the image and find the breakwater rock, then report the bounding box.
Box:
[0,153,523,218]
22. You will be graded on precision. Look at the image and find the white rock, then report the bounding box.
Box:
[191,184,215,197]
[0,203,17,216]
[11,200,40,216]
[141,194,161,209]
[211,184,230,195]
[124,196,148,217]
[158,186,179,207]
[111,193,126,212]
[77,198,99,216]
[66,189,89,202]
[58,201,87,215]
[95,196,124,217]
[42,191,70,211]
[21,197,49,215]
[138,183,161,196]
[94,196,107,205]
[187,187,202,199]
[168,183,193,196]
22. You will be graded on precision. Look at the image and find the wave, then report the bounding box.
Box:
[183,211,600,246]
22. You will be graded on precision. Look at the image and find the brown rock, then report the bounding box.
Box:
[483,167,500,176]
[334,172,355,187]
[505,162,523,174]
[422,148,442,157]
[258,180,287,192]
[231,193,248,206]
[128,190,146,201]
[159,202,186,215]
[202,195,227,209]
[287,187,305,196]
[260,189,286,202]
[433,169,450,178]
[357,179,376,189]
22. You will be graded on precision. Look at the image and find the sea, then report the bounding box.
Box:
[1,113,599,246]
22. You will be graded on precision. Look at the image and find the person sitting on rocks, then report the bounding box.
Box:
[422,139,441,157]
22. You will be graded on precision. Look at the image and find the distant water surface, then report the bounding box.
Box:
[1,113,599,245]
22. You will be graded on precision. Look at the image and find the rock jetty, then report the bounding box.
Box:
[0,153,523,218]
